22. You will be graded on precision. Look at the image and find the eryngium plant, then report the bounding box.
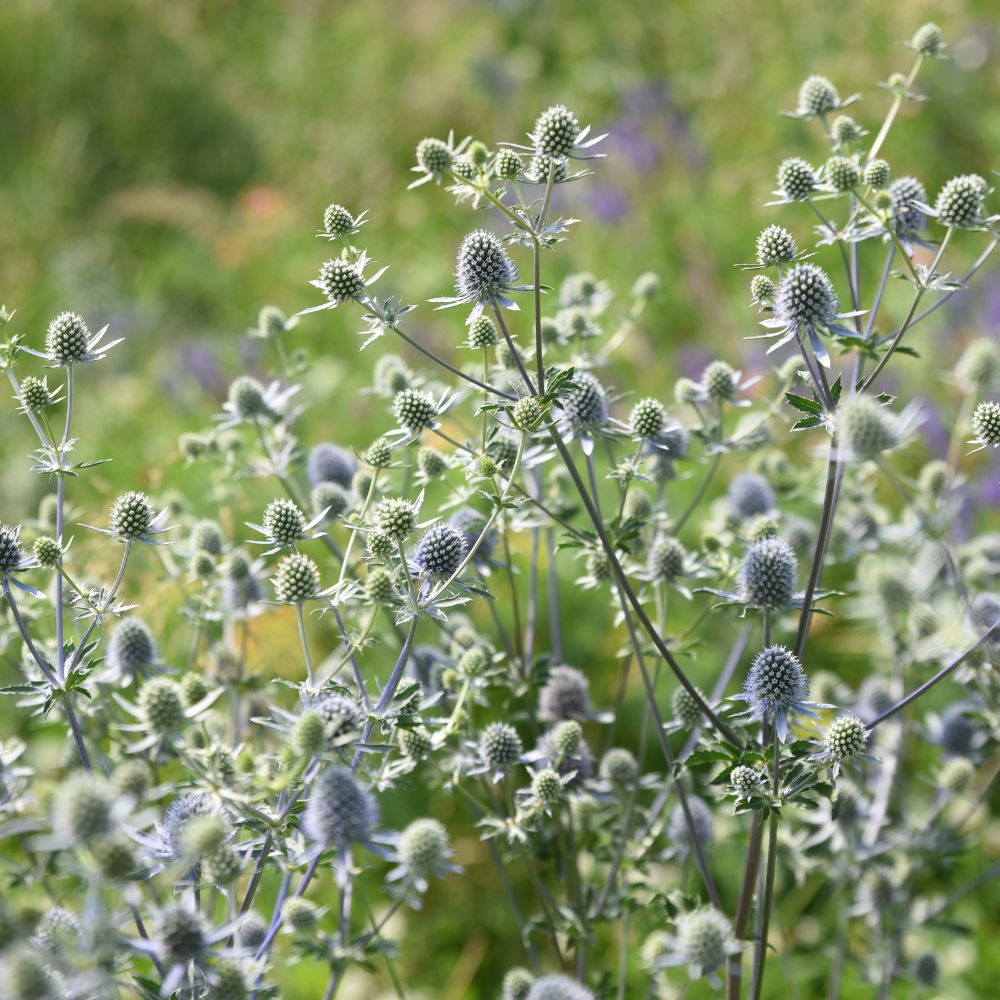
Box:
[1,19,999,999]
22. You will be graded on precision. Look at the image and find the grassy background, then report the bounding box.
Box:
[1,0,999,996]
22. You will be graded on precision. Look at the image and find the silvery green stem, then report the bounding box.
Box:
[351,617,419,769]
[296,603,315,687]
[56,366,74,683]
[392,322,514,401]
[750,726,781,1000]
[863,244,896,339]
[793,439,840,657]
[867,54,923,162]
[548,421,743,747]
[4,582,92,771]
[585,449,722,909]
[546,527,563,661]
[911,235,998,325]
[869,622,998,728]
[861,226,954,393]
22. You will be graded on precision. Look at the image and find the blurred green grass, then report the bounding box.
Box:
[1,0,999,996]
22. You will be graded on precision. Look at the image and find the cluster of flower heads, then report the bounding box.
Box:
[0,19,999,999]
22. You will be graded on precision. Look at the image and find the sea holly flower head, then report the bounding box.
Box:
[731,644,828,742]
[430,229,532,321]
[22,311,123,367]
[756,262,863,367]
[300,248,389,316]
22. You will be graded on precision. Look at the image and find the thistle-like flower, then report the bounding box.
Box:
[272,553,322,604]
[538,665,590,721]
[412,523,467,578]
[524,974,595,1000]
[785,74,858,120]
[728,472,776,520]
[431,229,529,320]
[307,442,357,488]
[23,311,122,366]
[386,817,461,907]
[303,765,379,849]
[247,498,327,554]
[775,157,818,202]
[733,645,821,741]
[301,249,388,316]
[479,722,524,781]
[89,492,172,545]
[759,262,860,366]
[656,908,740,983]
[970,400,1000,451]
[930,174,991,229]
[810,713,876,775]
